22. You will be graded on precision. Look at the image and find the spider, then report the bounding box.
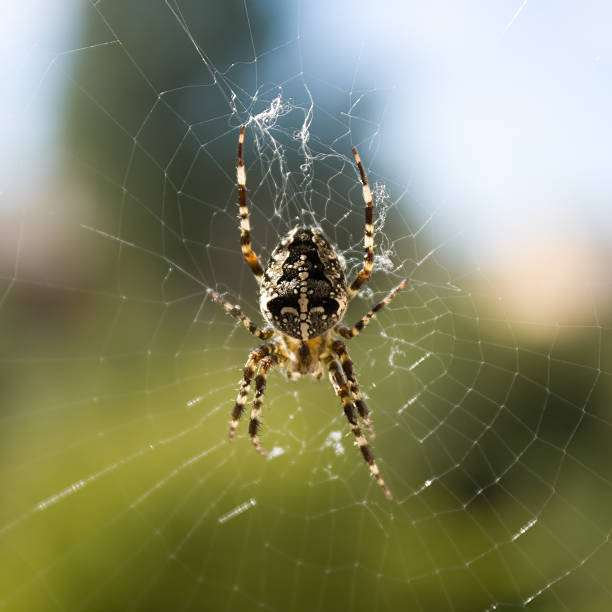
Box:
[209,127,407,499]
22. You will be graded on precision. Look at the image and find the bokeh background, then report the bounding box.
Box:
[2,1,612,611]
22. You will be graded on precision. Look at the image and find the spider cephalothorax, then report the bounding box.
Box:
[260,227,348,340]
[209,127,407,499]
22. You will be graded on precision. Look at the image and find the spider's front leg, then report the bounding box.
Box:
[230,342,276,442]
[249,354,279,456]
[331,340,374,437]
[324,353,392,500]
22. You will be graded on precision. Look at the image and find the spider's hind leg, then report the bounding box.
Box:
[347,147,375,300]
[236,126,265,283]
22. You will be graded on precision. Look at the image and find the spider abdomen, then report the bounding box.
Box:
[260,227,348,339]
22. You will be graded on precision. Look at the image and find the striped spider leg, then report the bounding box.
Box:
[249,353,280,456]
[237,125,264,284]
[338,147,407,438]
[346,147,375,300]
[334,279,409,340]
[207,289,275,440]
[331,339,374,437]
[324,349,392,500]
[228,341,279,443]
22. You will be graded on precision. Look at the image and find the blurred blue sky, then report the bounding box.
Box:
[3,0,610,282]
[1,0,82,201]
[299,0,612,247]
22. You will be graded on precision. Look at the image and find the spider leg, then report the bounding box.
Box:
[335,278,408,339]
[208,289,274,340]
[230,342,276,442]
[237,126,265,284]
[324,354,392,500]
[347,147,375,300]
[331,340,374,437]
[249,354,279,457]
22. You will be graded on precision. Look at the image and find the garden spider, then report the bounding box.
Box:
[209,127,407,499]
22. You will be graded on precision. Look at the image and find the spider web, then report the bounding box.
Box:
[2,1,612,610]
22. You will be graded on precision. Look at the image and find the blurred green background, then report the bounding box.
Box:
[2,2,612,611]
